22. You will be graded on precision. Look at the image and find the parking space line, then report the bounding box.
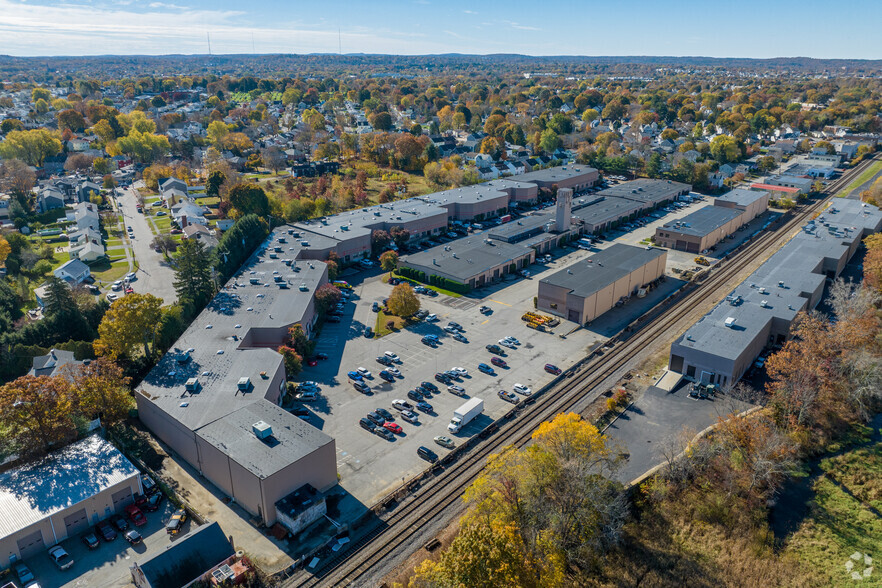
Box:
[490,299,512,306]
[481,319,489,325]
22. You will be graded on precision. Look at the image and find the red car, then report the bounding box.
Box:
[544,363,562,375]
[491,357,507,368]
[125,504,147,527]
[382,421,403,434]
[307,358,318,367]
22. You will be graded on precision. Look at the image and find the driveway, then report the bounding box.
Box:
[22,500,184,588]
[116,185,177,304]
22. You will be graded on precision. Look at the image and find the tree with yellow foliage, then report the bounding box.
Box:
[94,293,163,359]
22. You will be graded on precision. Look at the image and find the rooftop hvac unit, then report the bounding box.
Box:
[252,421,273,440]
[724,317,736,328]
[759,287,768,294]
[760,300,769,308]
[185,377,199,391]
[238,377,251,391]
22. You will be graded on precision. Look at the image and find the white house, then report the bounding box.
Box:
[54,259,91,284]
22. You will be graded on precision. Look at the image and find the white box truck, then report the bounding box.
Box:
[448,397,484,433]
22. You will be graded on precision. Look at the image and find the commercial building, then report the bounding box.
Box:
[136,228,338,526]
[713,188,769,222]
[654,206,746,253]
[516,165,599,193]
[669,199,882,387]
[595,179,691,209]
[0,435,142,563]
[573,196,645,234]
[537,243,667,324]
[130,521,235,588]
[400,237,535,290]
[763,175,814,194]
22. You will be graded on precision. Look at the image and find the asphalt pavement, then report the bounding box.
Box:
[116,185,178,304]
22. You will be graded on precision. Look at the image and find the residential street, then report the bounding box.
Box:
[116,183,178,304]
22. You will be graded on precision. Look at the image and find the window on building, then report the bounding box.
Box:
[550,303,557,309]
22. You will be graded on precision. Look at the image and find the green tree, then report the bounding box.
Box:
[285,323,315,358]
[31,87,51,103]
[369,111,392,131]
[173,239,214,314]
[581,108,600,123]
[710,135,741,164]
[94,293,164,359]
[0,129,63,166]
[57,109,86,132]
[114,129,170,163]
[206,120,231,147]
[539,128,561,154]
[34,99,49,115]
[0,118,24,134]
[228,183,270,217]
[65,357,133,426]
[380,250,399,272]
[214,214,270,281]
[387,283,419,317]
[93,157,112,175]
[206,170,226,198]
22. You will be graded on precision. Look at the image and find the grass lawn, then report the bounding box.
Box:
[374,310,415,338]
[836,159,882,197]
[195,196,220,207]
[153,216,172,232]
[89,259,130,284]
[784,434,882,586]
[389,271,463,298]
[106,238,124,247]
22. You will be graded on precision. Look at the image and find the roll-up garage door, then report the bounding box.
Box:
[64,508,89,536]
[112,487,133,510]
[16,530,45,559]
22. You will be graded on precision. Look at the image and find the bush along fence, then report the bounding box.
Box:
[395,266,470,294]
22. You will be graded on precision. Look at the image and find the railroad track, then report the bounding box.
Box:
[287,155,880,588]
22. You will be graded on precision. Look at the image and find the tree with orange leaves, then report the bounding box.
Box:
[0,375,76,457]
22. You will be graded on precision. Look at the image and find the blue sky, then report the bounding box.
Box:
[1,0,880,59]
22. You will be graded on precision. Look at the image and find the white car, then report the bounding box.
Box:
[384,351,401,363]
[400,410,419,424]
[48,545,74,570]
[392,399,414,411]
[498,339,517,349]
[513,383,532,396]
[296,391,317,401]
[386,367,401,377]
[111,280,123,291]
[356,367,372,378]
[106,293,119,302]
[425,314,438,322]
[451,367,468,376]
[503,336,521,345]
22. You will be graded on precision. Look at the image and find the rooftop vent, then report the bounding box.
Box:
[185,377,199,391]
[724,317,736,328]
[760,300,769,308]
[252,421,273,440]
[237,377,251,391]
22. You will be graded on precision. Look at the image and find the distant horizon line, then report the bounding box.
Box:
[0,52,880,62]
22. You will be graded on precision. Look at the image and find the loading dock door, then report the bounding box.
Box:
[64,508,89,536]
[686,242,700,253]
[112,488,133,511]
[567,309,581,322]
[16,530,45,559]
[676,240,688,251]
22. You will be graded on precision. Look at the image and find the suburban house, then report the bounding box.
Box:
[54,259,91,284]
[28,348,82,378]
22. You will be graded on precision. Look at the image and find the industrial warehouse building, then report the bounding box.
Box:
[594,179,691,209]
[537,243,667,324]
[0,436,142,563]
[137,228,338,527]
[655,189,769,253]
[669,199,882,387]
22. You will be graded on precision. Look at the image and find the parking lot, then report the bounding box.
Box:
[15,498,194,588]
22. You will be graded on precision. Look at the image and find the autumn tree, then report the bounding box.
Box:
[0,129,62,166]
[371,229,392,256]
[0,158,36,200]
[379,250,399,272]
[151,234,178,258]
[64,357,133,426]
[113,129,170,163]
[285,323,315,358]
[314,284,342,315]
[389,225,410,249]
[228,183,270,217]
[710,135,741,164]
[57,109,86,132]
[0,375,76,457]
[94,293,164,359]
[0,236,10,265]
[387,283,419,317]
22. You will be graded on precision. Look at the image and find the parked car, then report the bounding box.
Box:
[443,325,458,334]
[96,519,117,541]
[326,316,342,323]
[359,417,377,431]
[374,427,394,440]
[165,508,188,535]
[453,333,468,343]
[421,381,439,393]
[372,302,380,312]
[479,305,492,314]
[435,372,452,384]
[295,391,317,401]
[364,327,373,338]
[353,381,371,394]
[356,367,372,378]
[416,401,433,413]
[417,446,438,462]
[513,383,532,396]
[383,422,403,434]
[392,399,414,412]
[447,321,463,331]
[478,363,495,375]
[347,370,363,381]
[125,504,147,527]
[434,435,455,449]
[386,367,401,377]
[407,389,424,402]
[545,363,562,375]
[447,384,466,396]
[421,336,437,347]
[110,513,129,531]
[48,545,74,570]
[379,370,395,382]
[366,411,385,426]
[400,410,420,424]
[376,355,393,366]
[450,367,468,376]
[124,529,143,545]
[81,531,100,550]
[142,491,165,512]
[14,563,36,585]
[502,336,520,345]
[498,390,519,403]
[375,407,394,421]
[486,344,505,355]
[425,313,438,322]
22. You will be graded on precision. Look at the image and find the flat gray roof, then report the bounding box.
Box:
[574,196,642,226]
[488,212,555,241]
[197,400,334,479]
[658,205,744,238]
[402,237,533,282]
[674,198,882,361]
[596,179,691,205]
[294,198,448,241]
[139,227,325,432]
[0,435,139,537]
[516,165,597,186]
[541,243,666,299]
[715,188,768,208]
